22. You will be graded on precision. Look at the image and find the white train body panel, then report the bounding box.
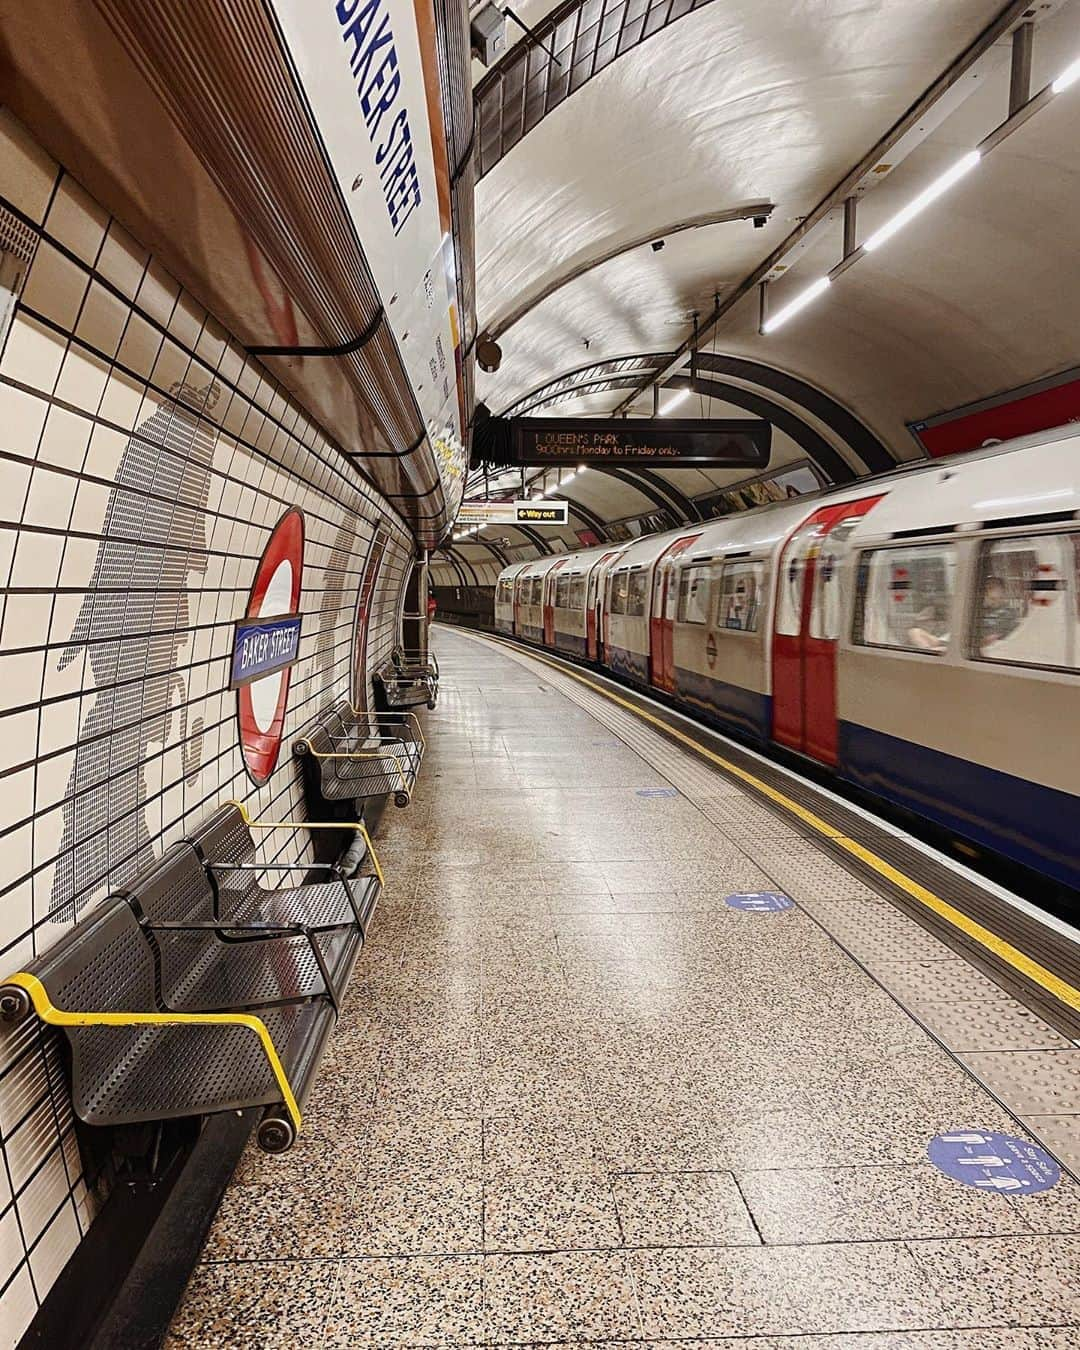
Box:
[492,429,1080,890]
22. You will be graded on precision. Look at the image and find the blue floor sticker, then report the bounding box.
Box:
[636,787,678,798]
[928,1130,1061,1193]
[725,892,794,912]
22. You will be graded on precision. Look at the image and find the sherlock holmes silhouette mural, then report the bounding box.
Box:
[50,380,217,924]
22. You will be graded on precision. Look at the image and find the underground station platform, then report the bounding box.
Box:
[163,627,1080,1348]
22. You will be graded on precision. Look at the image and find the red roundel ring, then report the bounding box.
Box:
[237,508,305,785]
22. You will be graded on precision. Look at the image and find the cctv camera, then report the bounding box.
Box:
[752,215,767,229]
[651,239,665,252]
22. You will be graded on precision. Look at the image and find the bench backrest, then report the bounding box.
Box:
[21,896,164,1123]
[293,700,360,759]
[30,894,157,1013]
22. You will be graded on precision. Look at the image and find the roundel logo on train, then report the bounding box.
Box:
[234,508,305,785]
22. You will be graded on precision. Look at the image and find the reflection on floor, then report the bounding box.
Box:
[168,628,1080,1348]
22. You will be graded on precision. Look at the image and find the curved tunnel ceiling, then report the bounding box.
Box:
[470,0,1080,445]
[442,0,1080,575]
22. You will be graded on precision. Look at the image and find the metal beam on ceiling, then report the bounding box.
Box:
[484,204,774,342]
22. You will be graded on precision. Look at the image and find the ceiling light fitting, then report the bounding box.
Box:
[760,276,831,333]
[759,43,1080,335]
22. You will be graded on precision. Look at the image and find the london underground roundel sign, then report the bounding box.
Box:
[236,508,305,785]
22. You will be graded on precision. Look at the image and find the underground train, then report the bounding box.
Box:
[495,430,1080,892]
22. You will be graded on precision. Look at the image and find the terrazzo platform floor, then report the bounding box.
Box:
[168,629,1080,1348]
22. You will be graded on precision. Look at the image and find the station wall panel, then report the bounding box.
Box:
[0,109,414,1343]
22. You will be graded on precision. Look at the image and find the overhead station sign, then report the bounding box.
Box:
[503,418,772,468]
[458,499,569,526]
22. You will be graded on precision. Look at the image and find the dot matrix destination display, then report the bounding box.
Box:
[510,417,772,468]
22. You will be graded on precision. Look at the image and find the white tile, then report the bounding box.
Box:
[37,404,93,472]
[20,241,88,330]
[136,259,179,327]
[20,466,77,530]
[54,345,109,413]
[97,368,144,428]
[0,109,56,224]
[0,313,65,394]
[8,532,63,591]
[28,1200,79,1296]
[0,385,48,457]
[0,1262,35,1350]
[44,177,108,264]
[74,280,128,358]
[96,221,147,299]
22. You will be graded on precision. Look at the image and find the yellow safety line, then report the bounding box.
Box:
[475,632,1080,1016]
[1,972,303,1132]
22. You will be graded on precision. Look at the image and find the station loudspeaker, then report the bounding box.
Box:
[477,334,503,373]
[470,5,507,66]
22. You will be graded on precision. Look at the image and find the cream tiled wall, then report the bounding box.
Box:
[0,109,415,1345]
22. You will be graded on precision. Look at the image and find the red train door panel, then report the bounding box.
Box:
[543,559,569,645]
[650,534,702,691]
[771,496,882,763]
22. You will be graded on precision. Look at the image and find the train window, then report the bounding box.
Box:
[677,566,711,624]
[530,576,543,605]
[972,534,1075,670]
[626,570,649,616]
[853,543,957,654]
[811,516,861,640]
[555,573,571,608]
[776,518,821,636]
[569,576,586,608]
[610,570,629,614]
[717,561,764,632]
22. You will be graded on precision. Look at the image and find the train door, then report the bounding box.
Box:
[772,496,883,762]
[513,572,529,636]
[586,551,619,660]
[649,535,702,691]
[593,549,625,662]
[543,558,569,645]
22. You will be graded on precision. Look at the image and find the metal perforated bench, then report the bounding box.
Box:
[0,804,383,1153]
[293,701,425,808]
[376,648,439,710]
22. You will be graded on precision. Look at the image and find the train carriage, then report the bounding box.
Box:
[495,561,530,634]
[511,555,567,642]
[838,436,1080,890]
[493,428,1080,891]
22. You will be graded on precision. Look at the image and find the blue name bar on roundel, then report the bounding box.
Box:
[230,615,303,689]
[725,892,794,912]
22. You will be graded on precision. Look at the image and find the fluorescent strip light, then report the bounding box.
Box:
[761,276,831,333]
[661,388,690,414]
[1053,56,1080,93]
[862,151,980,252]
